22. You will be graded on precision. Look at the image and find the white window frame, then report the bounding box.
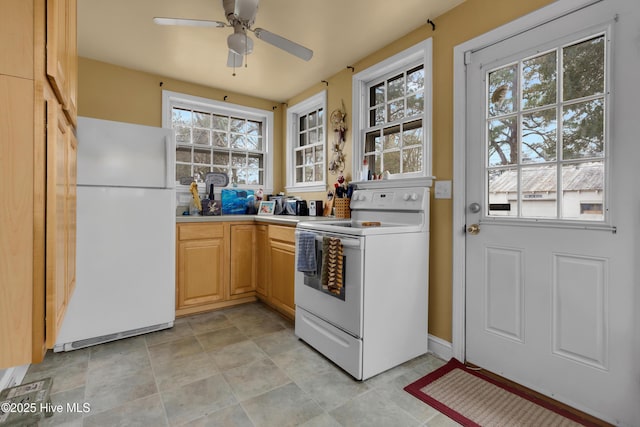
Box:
[162,90,274,194]
[285,90,327,193]
[352,39,433,181]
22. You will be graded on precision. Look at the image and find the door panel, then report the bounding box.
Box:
[465,2,637,424]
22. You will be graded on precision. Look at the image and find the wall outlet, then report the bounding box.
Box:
[434,180,452,199]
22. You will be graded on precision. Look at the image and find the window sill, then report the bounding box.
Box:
[285,184,326,194]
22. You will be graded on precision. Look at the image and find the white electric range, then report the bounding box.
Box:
[294,183,430,380]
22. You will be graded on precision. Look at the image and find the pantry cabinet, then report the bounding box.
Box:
[0,0,78,368]
[175,222,257,316]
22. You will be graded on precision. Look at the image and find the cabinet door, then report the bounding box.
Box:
[45,94,69,348]
[46,0,69,108]
[0,0,34,79]
[255,225,268,297]
[230,224,256,296]
[177,238,226,309]
[269,240,296,318]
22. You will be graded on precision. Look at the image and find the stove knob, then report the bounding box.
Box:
[403,193,411,201]
[410,193,418,201]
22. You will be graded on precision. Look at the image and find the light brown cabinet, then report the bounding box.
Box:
[176,222,257,316]
[230,224,257,296]
[255,225,268,297]
[0,0,78,368]
[256,225,296,320]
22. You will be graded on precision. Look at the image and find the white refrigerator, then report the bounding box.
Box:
[55,117,176,352]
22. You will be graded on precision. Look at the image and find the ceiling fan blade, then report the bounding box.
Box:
[227,51,243,68]
[153,17,226,28]
[253,28,313,61]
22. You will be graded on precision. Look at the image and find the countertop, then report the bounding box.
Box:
[176,215,341,226]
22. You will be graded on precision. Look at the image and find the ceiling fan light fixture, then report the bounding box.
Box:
[227,31,253,55]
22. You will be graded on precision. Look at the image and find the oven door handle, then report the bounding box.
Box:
[314,235,361,248]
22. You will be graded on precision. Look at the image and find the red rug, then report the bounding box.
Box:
[404,358,601,427]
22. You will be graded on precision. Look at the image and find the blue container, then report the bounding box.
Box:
[221,189,254,214]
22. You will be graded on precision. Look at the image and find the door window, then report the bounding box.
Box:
[485,34,607,221]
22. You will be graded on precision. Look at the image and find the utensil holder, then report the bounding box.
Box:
[334,198,351,218]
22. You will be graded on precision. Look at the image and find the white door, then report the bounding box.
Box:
[465,2,639,425]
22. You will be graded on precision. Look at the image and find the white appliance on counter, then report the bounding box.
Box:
[295,182,430,380]
[54,117,175,352]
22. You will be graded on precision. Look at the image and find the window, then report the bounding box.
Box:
[353,40,432,180]
[286,91,326,192]
[162,91,274,192]
[486,33,607,221]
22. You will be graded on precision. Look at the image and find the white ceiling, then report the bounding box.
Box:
[78,0,465,102]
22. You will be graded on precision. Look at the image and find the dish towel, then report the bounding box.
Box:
[296,231,317,273]
[321,237,343,295]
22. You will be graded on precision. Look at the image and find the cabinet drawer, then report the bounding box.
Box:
[178,223,225,241]
[268,225,295,243]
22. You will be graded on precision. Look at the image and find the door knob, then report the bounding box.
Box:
[467,224,480,235]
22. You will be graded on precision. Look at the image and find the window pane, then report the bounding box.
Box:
[299,132,307,147]
[522,108,557,163]
[521,165,557,218]
[387,100,404,121]
[193,165,210,182]
[193,128,210,145]
[314,164,323,182]
[305,148,313,165]
[488,65,516,117]
[402,147,422,173]
[248,153,263,169]
[365,131,381,154]
[561,161,604,220]
[317,127,323,144]
[563,35,605,101]
[232,153,246,168]
[488,117,517,166]
[309,111,317,128]
[304,166,313,182]
[175,127,191,144]
[230,134,245,149]
[193,148,211,164]
[387,74,404,100]
[314,146,323,163]
[254,137,263,151]
[230,118,245,133]
[407,66,424,93]
[403,121,422,146]
[247,120,261,136]
[299,115,307,131]
[318,109,324,125]
[370,107,384,126]
[295,150,303,167]
[488,169,518,217]
[296,167,303,183]
[176,164,191,181]
[212,115,228,130]
[383,126,401,150]
[370,83,385,107]
[562,98,604,160]
[172,108,191,126]
[193,112,211,128]
[522,51,556,110]
[406,93,424,116]
[176,146,191,162]
[309,129,317,144]
[213,151,229,166]
[383,151,400,174]
[213,131,228,148]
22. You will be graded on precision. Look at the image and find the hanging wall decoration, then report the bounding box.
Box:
[329,100,347,175]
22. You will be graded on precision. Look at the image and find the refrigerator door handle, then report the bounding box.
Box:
[165,134,175,189]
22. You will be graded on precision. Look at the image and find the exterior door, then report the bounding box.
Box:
[465,2,638,424]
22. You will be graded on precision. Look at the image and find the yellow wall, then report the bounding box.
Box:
[77,57,286,191]
[285,0,554,342]
[78,0,554,343]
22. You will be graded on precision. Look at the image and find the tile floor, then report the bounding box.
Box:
[23,302,457,427]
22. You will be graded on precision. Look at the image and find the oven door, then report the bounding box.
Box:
[294,230,363,337]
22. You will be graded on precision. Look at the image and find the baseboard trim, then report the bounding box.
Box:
[428,334,453,361]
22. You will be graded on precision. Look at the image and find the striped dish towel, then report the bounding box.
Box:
[296,231,317,273]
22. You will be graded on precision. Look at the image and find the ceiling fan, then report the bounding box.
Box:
[153,0,313,69]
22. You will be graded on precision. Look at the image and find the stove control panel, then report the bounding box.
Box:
[350,188,428,211]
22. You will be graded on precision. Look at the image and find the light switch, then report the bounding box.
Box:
[434,180,452,199]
